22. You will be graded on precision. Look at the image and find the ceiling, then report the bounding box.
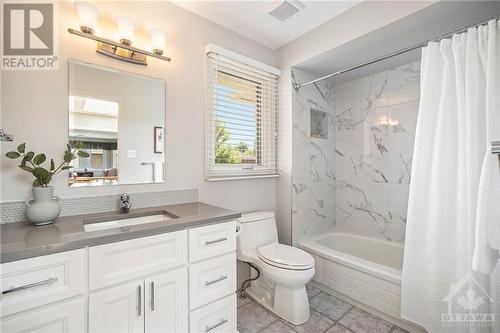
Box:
[295,1,500,84]
[171,0,360,49]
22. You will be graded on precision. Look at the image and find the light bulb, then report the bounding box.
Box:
[116,16,135,46]
[150,29,166,55]
[74,1,100,35]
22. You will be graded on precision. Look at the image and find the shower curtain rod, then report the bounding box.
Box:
[294,15,500,90]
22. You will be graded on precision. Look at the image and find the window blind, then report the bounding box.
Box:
[205,51,278,180]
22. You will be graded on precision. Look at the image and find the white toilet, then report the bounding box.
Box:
[236,211,315,325]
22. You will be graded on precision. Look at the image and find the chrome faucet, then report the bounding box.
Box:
[120,193,132,212]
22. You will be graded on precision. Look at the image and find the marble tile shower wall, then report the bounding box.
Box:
[291,68,336,245]
[335,62,420,241]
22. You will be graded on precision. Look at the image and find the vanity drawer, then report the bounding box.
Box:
[189,252,236,310]
[189,294,237,333]
[1,297,85,333]
[89,230,187,290]
[189,221,236,263]
[0,249,85,317]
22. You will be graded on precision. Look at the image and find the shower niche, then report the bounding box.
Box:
[310,108,328,139]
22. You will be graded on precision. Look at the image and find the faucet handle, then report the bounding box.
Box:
[120,193,131,212]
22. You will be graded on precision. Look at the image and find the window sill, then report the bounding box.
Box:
[205,174,279,182]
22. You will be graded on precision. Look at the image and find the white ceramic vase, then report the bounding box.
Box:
[26,187,61,226]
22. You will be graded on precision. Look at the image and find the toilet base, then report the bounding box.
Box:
[245,284,310,326]
[274,285,310,325]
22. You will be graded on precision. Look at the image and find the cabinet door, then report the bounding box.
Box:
[145,267,188,333]
[1,298,84,333]
[89,279,144,333]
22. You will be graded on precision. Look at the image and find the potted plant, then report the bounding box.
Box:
[5,142,89,225]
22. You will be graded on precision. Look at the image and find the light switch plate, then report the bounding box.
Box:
[127,150,136,158]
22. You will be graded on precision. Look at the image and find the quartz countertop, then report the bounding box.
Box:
[0,202,241,263]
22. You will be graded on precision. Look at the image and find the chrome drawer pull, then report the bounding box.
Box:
[205,275,228,286]
[137,285,142,316]
[150,281,155,311]
[205,318,228,332]
[205,237,227,245]
[2,277,58,295]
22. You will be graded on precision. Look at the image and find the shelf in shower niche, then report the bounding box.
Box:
[310,108,328,139]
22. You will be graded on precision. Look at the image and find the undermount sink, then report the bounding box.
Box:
[83,210,178,232]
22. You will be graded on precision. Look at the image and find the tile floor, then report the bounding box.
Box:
[237,284,409,333]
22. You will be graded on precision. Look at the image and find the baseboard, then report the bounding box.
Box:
[308,280,427,333]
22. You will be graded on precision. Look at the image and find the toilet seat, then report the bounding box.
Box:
[257,243,314,271]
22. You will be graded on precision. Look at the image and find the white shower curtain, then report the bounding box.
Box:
[401,19,500,333]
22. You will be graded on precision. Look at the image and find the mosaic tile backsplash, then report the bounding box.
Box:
[292,62,420,244]
[0,189,199,224]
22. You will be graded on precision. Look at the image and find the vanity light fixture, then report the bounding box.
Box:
[116,16,135,46]
[74,1,100,35]
[69,2,171,65]
[150,29,166,56]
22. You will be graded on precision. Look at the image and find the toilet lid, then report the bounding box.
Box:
[257,243,314,270]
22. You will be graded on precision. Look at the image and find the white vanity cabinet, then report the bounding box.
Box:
[0,220,237,333]
[88,267,189,333]
[188,222,237,333]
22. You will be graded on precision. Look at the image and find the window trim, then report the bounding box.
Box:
[205,44,281,76]
[204,44,280,181]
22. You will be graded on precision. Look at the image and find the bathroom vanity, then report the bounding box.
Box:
[0,202,240,333]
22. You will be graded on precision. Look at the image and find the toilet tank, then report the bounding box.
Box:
[237,211,278,254]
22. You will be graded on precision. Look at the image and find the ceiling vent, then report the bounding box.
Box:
[268,0,305,22]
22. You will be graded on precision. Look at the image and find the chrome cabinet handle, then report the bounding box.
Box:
[205,237,227,245]
[205,275,227,286]
[137,285,142,316]
[2,277,58,295]
[150,281,155,311]
[205,318,228,332]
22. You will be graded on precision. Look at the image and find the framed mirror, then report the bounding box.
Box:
[68,60,165,187]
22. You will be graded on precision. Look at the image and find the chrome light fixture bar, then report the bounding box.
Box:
[68,28,171,65]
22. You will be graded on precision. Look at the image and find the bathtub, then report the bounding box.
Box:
[299,232,407,325]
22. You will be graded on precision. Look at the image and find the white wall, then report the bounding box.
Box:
[274,1,433,245]
[1,1,277,216]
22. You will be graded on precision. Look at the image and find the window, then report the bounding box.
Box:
[205,46,279,180]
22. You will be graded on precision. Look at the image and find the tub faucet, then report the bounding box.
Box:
[120,193,131,212]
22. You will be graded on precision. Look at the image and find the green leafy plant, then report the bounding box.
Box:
[5,142,90,187]
[215,121,256,164]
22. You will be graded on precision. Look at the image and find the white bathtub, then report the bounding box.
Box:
[299,232,408,327]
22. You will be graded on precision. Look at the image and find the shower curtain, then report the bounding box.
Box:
[401,19,500,333]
